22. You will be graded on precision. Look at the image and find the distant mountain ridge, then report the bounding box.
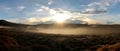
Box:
[0,20,26,26]
[0,20,87,26]
[0,20,119,27]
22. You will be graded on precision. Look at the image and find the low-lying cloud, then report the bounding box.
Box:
[5,0,120,24]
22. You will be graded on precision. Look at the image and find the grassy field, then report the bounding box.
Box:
[0,25,120,51]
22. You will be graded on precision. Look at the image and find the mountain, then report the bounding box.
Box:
[0,20,26,26]
[66,20,88,24]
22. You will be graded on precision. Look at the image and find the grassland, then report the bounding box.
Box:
[0,25,120,51]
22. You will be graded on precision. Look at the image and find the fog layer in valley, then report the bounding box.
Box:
[1,25,120,35]
[25,25,120,35]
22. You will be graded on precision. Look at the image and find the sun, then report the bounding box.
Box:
[52,13,70,23]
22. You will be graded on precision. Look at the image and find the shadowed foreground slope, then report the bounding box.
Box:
[0,28,20,51]
[0,28,120,51]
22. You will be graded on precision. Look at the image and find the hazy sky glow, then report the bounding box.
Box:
[0,0,120,24]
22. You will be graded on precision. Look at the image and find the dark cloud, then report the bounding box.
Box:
[82,9,107,14]
[66,20,88,24]
[71,9,107,14]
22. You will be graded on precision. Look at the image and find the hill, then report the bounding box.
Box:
[0,20,27,26]
[0,28,120,51]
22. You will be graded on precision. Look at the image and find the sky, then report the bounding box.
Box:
[0,0,120,24]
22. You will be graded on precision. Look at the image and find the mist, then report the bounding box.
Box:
[1,24,120,35]
[24,25,120,35]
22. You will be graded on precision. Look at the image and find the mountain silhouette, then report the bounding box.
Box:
[0,20,26,26]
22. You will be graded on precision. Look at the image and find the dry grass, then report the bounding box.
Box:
[97,42,120,51]
[0,27,120,51]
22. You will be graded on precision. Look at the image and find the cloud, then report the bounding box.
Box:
[17,2,120,25]
[48,0,54,5]
[105,0,120,5]
[65,17,96,24]
[18,6,26,11]
[71,9,107,14]
[6,4,99,24]
[27,6,98,24]
[5,7,11,10]
[73,0,120,15]
[2,0,120,25]
[36,9,43,12]
[86,2,108,14]
[84,0,120,14]
[81,8,107,14]
[23,13,120,24]
[87,2,103,7]
[23,17,54,24]
[41,6,50,10]
[17,7,96,24]
[35,3,41,6]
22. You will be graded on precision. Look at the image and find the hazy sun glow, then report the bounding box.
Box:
[52,13,70,23]
[83,18,96,24]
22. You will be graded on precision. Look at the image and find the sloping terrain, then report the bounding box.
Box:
[0,28,20,51]
[0,20,120,51]
[0,20,27,26]
[0,28,120,51]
